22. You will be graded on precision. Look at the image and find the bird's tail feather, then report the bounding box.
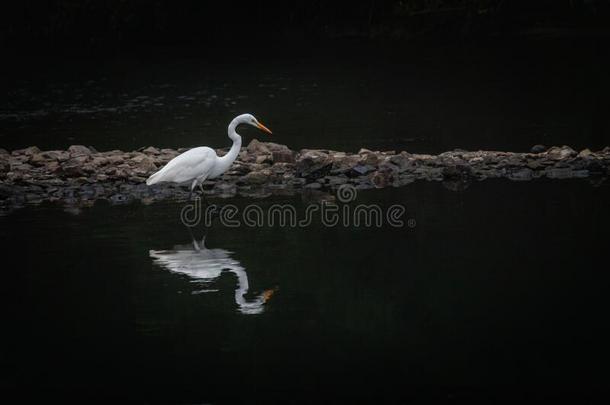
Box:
[146,170,163,186]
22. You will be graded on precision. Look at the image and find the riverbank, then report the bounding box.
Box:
[1,141,609,213]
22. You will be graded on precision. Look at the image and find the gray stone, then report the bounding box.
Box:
[359,151,380,166]
[12,146,40,156]
[508,168,534,181]
[546,145,577,160]
[530,144,547,154]
[271,149,295,163]
[349,164,375,177]
[247,139,270,155]
[331,154,360,174]
[142,146,160,154]
[132,155,157,175]
[68,145,92,156]
[326,175,348,186]
[442,164,473,179]
[255,154,272,164]
[242,171,268,185]
[370,168,394,188]
[296,150,332,180]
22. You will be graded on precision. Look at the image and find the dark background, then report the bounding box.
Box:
[2,0,610,55]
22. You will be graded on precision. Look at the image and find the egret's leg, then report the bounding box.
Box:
[188,179,198,200]
[198,181,210,206]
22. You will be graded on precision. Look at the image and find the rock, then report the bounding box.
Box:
[326,175,348,186]
[584,159,605,174]
[349,164,375,177]
[442,164,473,179]
[142,146,160,154]
[577,149,593,159]
[29,153,48,166]
[131,154,157,173]
[68,145,92,156]
[242,171,268,185]
[91,156,109,166]
[370,168,394,188]
[526,160,543,170]
[265,142,289,152]
[0,148,9,156]
[247,139,270,155]
[530,144,547,154]
[508,168,534,181]
[271,162,293,174]
[271,149,295,163]
[0,157,10,174]
[387,153,413,171]
[29,150,68,166]
[107,155,124,165]
[546,145,576,160]
[58,156,92,177]
[255,154,272,164]
[12,146,41,156]
[359,151,380,166]
[331,154,360,174]
[296,150,332,180]
[128,175,147,183]
[47,161,61,173]
[10,161,33,172]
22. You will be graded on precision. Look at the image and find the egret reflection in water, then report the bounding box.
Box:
[149,230,275,315]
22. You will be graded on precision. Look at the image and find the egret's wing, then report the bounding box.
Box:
[147,147,216,185]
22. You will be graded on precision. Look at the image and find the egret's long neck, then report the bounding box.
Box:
[217,119,242,172]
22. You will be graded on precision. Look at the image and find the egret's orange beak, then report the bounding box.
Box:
[257,122,273,135]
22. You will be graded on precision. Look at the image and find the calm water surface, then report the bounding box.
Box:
[1,179,609,400]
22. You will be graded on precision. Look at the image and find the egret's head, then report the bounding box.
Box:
[237,113,273,135]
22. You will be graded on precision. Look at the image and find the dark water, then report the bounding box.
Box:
[2,38,609,154]
[2,178,609,400]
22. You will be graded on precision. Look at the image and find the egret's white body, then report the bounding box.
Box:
[146,113,272,195]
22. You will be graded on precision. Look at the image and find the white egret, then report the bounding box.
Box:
[146,113,272,198]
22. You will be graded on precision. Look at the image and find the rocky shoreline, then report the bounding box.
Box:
[1,141,609,212]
